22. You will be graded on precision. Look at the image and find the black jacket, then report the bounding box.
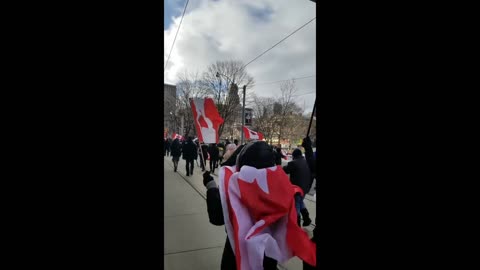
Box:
[165,139,171,150]
[182,140,197,160]
[207,144,220,161]
[274,148,286,165]
[282,156,312,195]
[170,140,182,157]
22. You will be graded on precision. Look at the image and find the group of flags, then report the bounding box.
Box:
[165,98,264,144]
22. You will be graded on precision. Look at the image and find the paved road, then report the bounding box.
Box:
[164,157,315,270]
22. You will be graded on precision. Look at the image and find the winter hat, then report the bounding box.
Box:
[292,148,303,159]
[236,141,275,170]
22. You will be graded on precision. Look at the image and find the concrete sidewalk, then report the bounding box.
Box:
[164,156,316,270]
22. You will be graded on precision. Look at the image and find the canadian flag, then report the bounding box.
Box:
[242,126,264,141]
[190,98,224,144]
[219,165,316,270]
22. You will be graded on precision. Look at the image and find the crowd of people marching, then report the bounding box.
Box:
[164,136,317,269]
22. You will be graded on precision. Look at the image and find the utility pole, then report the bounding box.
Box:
[241,85,246,145]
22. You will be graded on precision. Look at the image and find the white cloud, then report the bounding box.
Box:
[164,0,316,113]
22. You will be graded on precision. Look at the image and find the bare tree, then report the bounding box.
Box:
[202,60,255,139]
[175,69,211,137]
[282,109,308,149]
[250,94,276,144]
[274,79,300,145]
[245,80,315,148]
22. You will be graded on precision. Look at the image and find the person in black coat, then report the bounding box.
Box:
[182,137,197,176]
[302,137,316,180]
[163,138,166,156]
[165,138,171,156]
[282,148,312,227]
[207,143,220,174]
[274,146,286,165]
[217,142,225,164]
[170,138,182,172]
[203,142,278,270]
[198,143,209,172]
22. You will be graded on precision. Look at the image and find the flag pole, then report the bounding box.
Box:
[190,97,204,169]
[198,141,207,171]
[241,85,246,145]
[306,98,316,138]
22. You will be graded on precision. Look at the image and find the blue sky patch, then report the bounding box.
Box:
[246,5,274,23]
[164,0,185,30]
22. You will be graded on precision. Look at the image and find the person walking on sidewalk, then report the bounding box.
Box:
[182,136,197,176]
[165,138,171,156]
[274,145,286,165]
[170,138,182,172]
[207,143,219,174]
[217,142,225,164]
[282,148,312,227]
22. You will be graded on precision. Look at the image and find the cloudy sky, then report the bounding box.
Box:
[164,0,316,114]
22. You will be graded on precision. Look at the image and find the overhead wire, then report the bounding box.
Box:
[292,91,316,97]
[164,0,190,71]
[255,75,315,86]
[240,16,316,71]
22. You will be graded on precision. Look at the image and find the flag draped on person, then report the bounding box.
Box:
[218,165,316,269]
[242,126,264,140]
[190,98,224,144]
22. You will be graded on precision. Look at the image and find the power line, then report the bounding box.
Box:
[240,17,316,70]
[164,0,190,71]
[251,90,315,99]
[292,91,316,98]
[255,75,315,85]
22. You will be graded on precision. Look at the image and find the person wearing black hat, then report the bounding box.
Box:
[207,143,220,174]
[165,138,171,156]
[282,148,312,227]
[182,137,197,176]
[170,138,182,172]
[203,141,279,269]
